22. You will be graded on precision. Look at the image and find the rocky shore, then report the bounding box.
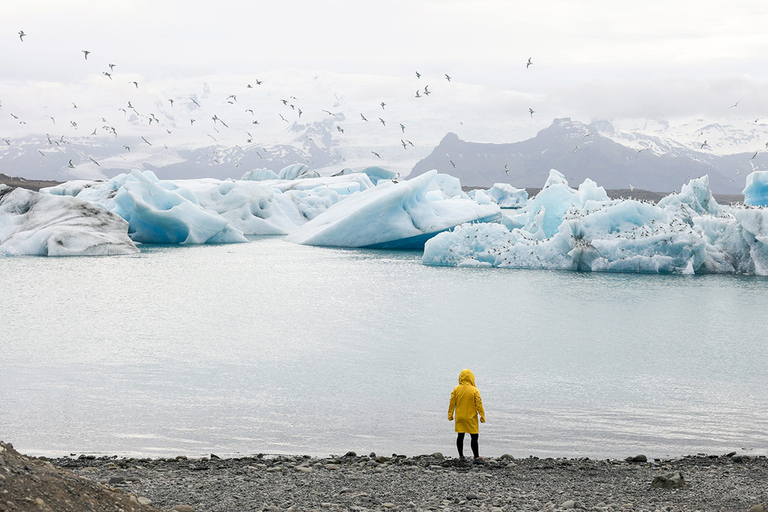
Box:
[2,441,767,512]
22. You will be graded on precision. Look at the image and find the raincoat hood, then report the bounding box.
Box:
[458,369,475,386]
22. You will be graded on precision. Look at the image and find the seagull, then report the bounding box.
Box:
[735,169,742,175]
[18,30,26,41]
[246,131,253,143]
[279,114,288,122]
[281,99,288,105]
[700,140,709,149]
[380,102,386,110]
[227,94,237,102]
[424,85,430,96]
[103,72,112,80]
[372,151,381,158]
[379,118,386,126]
[190,97,200,107]
[573,145,580,153]
[109,63,116,71]
[415,71,421,79]
[245,109,254,115]
[190,119,196,124]
[526,57,533,69]
[130,81,138,89]
[360,113,368,121]
[529,108,535,117]
[2,138,10,145]
[729,100,740,109]
[70,121,78,129]
[297,108,302,118]
[168,99,174,107]
[87,157,100,166]
[124,145,131,152]
[127,101,134,109]
[629,184,635,192]
[635,148,647,158]
[505,164,510,175]
[207,134,218,143]
[752,151,759,159]
[450,160,456,168]
[142,136,152,146]
[415,90,421,98]
[400,123,405,133]
[445,74,451,82]
[38,150,46,157]
[401,139,408,150]
[336,126,344,134]
[68,159,75,168]
[91,128,97,136]
[82,50,90,60]
[252,120,259,125]
[72,103,77,108]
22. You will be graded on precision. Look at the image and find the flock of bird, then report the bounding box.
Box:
[3,29,545,179]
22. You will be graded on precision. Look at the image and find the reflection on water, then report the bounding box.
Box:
[1,237,767,458]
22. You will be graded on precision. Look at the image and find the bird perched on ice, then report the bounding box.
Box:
[526,57,533,68]
[18,30,26,41]
[82,50,90,60]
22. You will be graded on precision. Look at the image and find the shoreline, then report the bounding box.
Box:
[4,439,766,512]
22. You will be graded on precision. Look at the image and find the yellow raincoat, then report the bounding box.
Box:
[448,369,485,434]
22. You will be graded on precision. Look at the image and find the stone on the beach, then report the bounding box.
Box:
[747,505,766,512]
[466,493,480,500]
[431,452,444,460]
[170,506,196,512]
[651,471,689,489]
[626,454,647,463]
[560,500,579,509]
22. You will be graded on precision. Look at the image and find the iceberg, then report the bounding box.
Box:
[43,168,375,241]
[423,172,768,275]
[286,170,501,249]
[470,183,528,208]
[0,185,139,256]
[743,170,768,207]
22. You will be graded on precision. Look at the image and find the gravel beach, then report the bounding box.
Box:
[4,440,766,512]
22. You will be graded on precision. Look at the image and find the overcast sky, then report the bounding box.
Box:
[4,0,768,123]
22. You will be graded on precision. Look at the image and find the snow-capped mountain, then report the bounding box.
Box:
[411,118,768,194]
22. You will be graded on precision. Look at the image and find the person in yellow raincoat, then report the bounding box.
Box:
[448,368,485,463]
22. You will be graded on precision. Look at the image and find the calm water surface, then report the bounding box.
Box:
[2,237,767,459]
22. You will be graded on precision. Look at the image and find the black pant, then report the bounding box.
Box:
[456,432,479,458]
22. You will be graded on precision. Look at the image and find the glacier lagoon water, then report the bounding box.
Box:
[2,237,767,460]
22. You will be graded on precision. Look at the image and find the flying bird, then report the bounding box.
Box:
[415,90,421,98]
[361,113,368,121]
[505,164,510,175]
[379,117,386,126]
[700,140,709,149]
[380,102,386,110]
[401,139,408,150]
[729,100,740,109]
[450,160,456,168]
[526,57,533,68]
[752,151,759,159]
[124,145,131,152]
[129,81,139,88]
[89,157,100,166]
[18,30,26,41]
[445,74,451,82]
[372,151,381,158]
[190,97,201,107]
[168,99,174,107]
[529,108,535,117]
[424,85,430,96]
[142,136,152,146]
[400,123,405,133]
[68,159,75,168]
[82,50,90,60]
[336,126,344,134]
[103,72,112,79]
[109,63,116,71]
[245,109,254,115]
[415,71,421,79]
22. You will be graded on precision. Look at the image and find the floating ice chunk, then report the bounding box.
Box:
[286,170,501,249]
[485,183,528,208]
[423,171,768,275]
[278,163,319,180]
[43,171,376,238]
[241,168,279,181]
[743,170,768,206]
[0,185,139,256]
[427,172,464,198]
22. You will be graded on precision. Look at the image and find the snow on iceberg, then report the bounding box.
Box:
[286,170,501,249]
[743,170,768,206]
[0,185,139,256]
[423,173,768,275]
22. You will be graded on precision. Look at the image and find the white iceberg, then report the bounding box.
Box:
[241,168,279,181]
[743,170,768,206]
[286,170,501,249]
[43,168,375,241]
[423,172,768,275]
[470,183,528,208]
[0,185,139,256]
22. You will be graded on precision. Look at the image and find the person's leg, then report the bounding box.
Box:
[470,433,479,459]
[456,433,465,459]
